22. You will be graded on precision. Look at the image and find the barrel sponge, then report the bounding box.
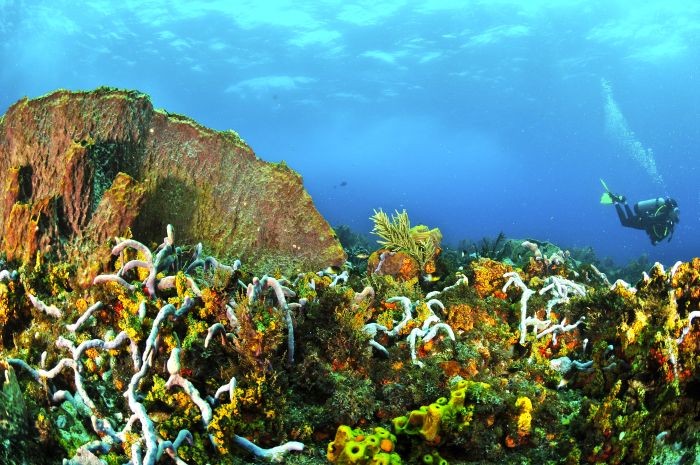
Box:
[327,425,401,465]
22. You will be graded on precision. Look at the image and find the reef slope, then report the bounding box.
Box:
[0,88,344,281]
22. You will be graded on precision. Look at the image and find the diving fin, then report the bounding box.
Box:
[599,178,617,204]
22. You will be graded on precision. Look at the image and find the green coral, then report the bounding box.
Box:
[327,426,401,465]
[392,380,472,443]
[328,384,471,465]
[421,451,448,465]
[324,373,379,425]
[54,400,92,457]
[0,364,30,462]
[182,312,208,350]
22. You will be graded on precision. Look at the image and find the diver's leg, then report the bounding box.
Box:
[615,204,637,228]
[615,204,628,224]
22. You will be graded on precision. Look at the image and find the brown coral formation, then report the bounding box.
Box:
[70,173,146,287]
[470,258,513,298]
[367,249,420,282]
[0,88,345,283]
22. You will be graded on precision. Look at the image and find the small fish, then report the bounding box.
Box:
[422,273,441,283]
[320,266,341,275]
[354,253,369,259]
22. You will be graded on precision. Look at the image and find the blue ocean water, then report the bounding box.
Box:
[1,0,698,266]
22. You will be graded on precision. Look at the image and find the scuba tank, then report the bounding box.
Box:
[635,197,667,218]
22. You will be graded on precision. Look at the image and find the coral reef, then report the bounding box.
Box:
[0,103,698,465]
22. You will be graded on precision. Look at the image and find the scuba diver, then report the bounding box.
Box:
[600,179,680,245]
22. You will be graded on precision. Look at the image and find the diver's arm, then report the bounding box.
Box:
[665,219,675,243]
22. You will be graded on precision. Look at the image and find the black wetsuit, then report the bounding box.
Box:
[615,199,677,245]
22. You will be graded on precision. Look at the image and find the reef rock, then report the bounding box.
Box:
[0,88,344,282]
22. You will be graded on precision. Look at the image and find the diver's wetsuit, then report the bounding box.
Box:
[614,198,678,245]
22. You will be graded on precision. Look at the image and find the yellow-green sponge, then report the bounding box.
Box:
[328,425,402,465]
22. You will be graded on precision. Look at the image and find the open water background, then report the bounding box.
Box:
[1,0,699,265]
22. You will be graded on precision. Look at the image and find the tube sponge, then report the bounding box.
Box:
[327,426,401,465]
[421,402,448,442]
[392,384,471,444]
[422,451,448,465]
[515,397,533,438]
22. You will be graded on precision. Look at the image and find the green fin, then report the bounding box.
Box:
[600,192,613,205]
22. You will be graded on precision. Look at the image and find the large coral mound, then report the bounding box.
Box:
[0,88,345,283]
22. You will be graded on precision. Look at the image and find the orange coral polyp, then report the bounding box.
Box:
[399,258,417,280]
[380,438,393,452]
[492,290,507,300]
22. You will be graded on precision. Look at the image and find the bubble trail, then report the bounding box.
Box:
[602,78,664,187]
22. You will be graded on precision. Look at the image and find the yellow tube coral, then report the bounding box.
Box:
[515,397,533,438]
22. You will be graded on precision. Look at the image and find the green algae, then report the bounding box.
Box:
[54,400,92,457]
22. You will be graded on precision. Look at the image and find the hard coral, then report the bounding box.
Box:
[470,258,513,298]
[445,303,475,334]
[670,258,700,307]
